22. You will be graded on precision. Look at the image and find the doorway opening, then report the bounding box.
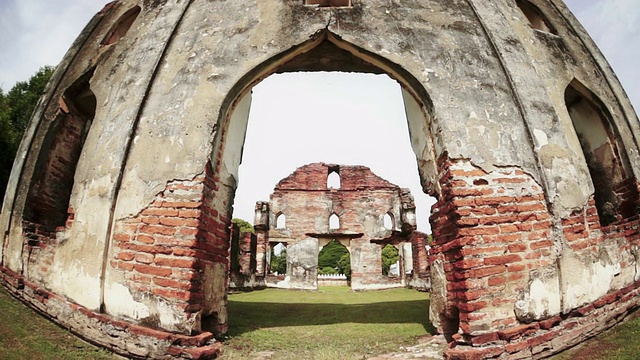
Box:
[208,31,440,340]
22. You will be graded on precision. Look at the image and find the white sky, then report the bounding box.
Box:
[0,1,638,232]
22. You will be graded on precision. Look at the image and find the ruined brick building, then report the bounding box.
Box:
[1,0,640,359]
[230,162,430,291]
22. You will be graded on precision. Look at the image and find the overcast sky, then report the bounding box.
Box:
[0,1,638,232]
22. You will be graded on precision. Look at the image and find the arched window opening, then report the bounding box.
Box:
[101,6,141,46]
[381,244,400,276]
[305,0,351,8]
[327,170,341,189]
[383,212,394,230]
[24,69,96,232]
[275,213,286,229]
[329,213,340,230]
[515,0,556,34]
[565,81,636,226]
[318,239,350,277]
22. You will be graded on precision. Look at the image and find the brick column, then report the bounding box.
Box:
[429,156,552,344]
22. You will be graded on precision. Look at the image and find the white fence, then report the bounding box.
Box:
[318,274,347,280]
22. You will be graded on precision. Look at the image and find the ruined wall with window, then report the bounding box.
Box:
[250,162,428,291]
[1,0,640,359]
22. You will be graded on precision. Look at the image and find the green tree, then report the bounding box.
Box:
[0,89,16,199]
[320,266,338,275]
[232,218,254,234]
[318,240,348,270]
[270,248,287,274]
[5,66,55,133]
[381,244,399,276]
[337,252,351,280]
[0,66,55,200]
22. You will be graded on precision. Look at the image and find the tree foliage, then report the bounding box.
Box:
[320,266,338,275]
[381,244,400,276]
[318,240,349,274]
[337,253,351,280]
[232,218,254,234]
[270,248,287,275]
[0,66,55,200]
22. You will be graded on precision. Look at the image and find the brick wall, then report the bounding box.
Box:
[431,156,552,335]
[20,109,88,284]
[430,155,640,359]
[228,224,260,289]
[23,113,86,231]
[111,175,206,328]
[264,163,417,289]
[109,159,232,336]
[409,231,430,289]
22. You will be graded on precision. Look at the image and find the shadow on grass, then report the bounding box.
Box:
[226,298,435,336]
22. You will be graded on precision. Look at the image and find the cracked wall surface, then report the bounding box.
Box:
[1,0,639,359]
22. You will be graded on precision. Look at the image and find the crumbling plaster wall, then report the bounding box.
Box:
[0,0,639,358]
[483,0,640,317]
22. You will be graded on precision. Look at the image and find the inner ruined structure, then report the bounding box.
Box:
[2,1,640,359]
[228,163,430,291]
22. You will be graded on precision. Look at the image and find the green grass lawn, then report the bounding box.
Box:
[3,283,640,360]
[221,286,434,359]
[0,287,115,360]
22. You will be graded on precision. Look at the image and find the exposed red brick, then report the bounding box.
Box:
[113,233,131,242]
[470,331,500,345]
[161,201,203,209]
[154,277,193,290]
[507,243,528,253]
[116,252,135,261]
[538,315,562,330]
[141,216,160,225]
[458,300,488,312]
[488,275,506,286]
[127,324,173,341]
[498,323,539,341]
[134,264,172,277]
[504,339,530,354]
[152,287,191,301]
[475,196,515,206]
[484,254,522,266]
[140,224,176,236]
[135,253,154,264]
[141,208,179,217]
[155,255,197,269]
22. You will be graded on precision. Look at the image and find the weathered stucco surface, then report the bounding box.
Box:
[1,0,640,359]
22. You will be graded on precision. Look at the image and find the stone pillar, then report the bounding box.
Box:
[254,201,269,275]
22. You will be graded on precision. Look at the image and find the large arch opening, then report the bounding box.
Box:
[23,70,96,239]
[565,80,637,225]
[204,31,441,340]
[318,239,351,286]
